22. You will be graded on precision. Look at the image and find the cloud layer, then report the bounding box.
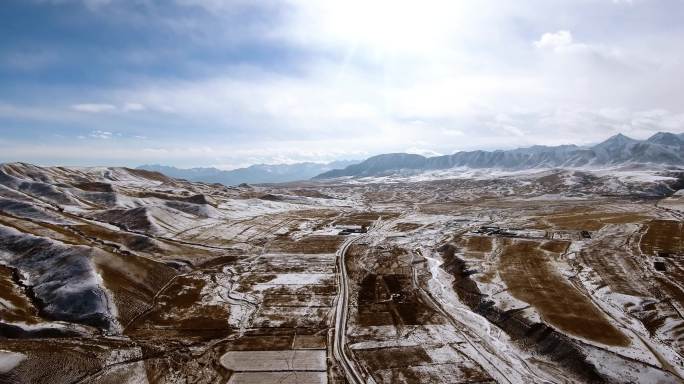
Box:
[1,0,683,168]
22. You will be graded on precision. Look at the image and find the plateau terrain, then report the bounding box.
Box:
[3,0,684,382]
[1,148,684,383]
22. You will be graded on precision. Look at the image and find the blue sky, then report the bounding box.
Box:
[1,0,683,169]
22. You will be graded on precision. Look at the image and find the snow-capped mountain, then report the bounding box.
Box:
[139,160,358,185]
[315,132,684,179]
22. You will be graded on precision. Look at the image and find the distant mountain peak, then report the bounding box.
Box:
[368,153,426,161]
[647,132,683,146]
[138,159,360,185]
[594,133,637,148]
[315,131,684,179]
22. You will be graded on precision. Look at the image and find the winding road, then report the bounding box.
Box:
[332,234,368,384]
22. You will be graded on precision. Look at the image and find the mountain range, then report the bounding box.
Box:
[138,160,358,185]
[315,132,684,179]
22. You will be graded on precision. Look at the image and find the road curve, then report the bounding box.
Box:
[332,234,368,384]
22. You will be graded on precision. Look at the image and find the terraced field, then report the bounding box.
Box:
[1,163,684,383]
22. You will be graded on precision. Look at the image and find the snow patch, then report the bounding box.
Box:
[264,273,330,285]
[0,350,26,373]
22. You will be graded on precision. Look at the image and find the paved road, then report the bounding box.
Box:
[332,234,367,384]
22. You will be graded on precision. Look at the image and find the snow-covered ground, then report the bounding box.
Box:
[1,162,683,383]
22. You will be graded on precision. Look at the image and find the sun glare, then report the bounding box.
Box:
[309,0,463,53]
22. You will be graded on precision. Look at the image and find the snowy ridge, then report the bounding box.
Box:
[316,132,684,179]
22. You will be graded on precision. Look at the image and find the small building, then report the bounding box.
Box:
[337,224,367,235]
[475,226,502,235]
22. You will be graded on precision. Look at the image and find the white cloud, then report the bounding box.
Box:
[70,102,146,113]
[441,128,465,137]
[533,29,630,68]
[0,139,369,169]
[9,0,684,166]
[71,103,116,113]
[534,30,574,50]
[89,130,113,139]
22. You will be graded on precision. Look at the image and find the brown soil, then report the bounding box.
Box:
[499,239,630,346]
[355,273,443,326]
[262,293,334,307]
[135,191,211,205]
[334,211,400,227]
[72,182,114,193]
[537,173,565,187]
[127,274,231,334]
[223,334,294,351]
[292,334,327,349]
[544,208,650,231]
[540,240,570,254]
[253,306,330,329]
[75,224,163,253]
[123,168,173,183]
[0,214,80,244]
[393,222,423,232]
[640,220,684,256]
[355,346,432,370]
[0,265,41,324]
[96,253,177,326]
[0,340,106,384]
[464,236,493,253]
[579,238,650,298]
[260,283,336,296]
[439,243,611,382]
[267,235,343,254]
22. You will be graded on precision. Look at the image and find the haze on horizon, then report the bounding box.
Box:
[1,0,683,170]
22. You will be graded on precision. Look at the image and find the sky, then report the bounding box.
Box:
[1,0,683,169]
